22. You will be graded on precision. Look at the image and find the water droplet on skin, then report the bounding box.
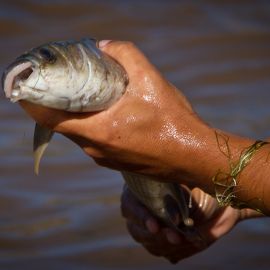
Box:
[126,115,136,124]
[141,76,159,105]
[159,121,202,148]
[143,94,154,103]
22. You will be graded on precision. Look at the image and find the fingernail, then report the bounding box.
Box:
[145,218,159,234]
[98,40,112,48]
[166,230,181,245]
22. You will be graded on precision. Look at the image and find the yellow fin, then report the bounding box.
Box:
[33,123,54,175]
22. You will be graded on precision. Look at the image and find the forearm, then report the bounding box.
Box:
[177,124,270,215]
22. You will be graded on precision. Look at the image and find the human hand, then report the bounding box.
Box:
[18,40,270,215]
[121,186,261,264]
[20,40,211,186]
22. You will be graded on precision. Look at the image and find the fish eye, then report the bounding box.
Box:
[39,48,56,63]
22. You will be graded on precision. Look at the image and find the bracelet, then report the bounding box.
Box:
[212,133,269,208]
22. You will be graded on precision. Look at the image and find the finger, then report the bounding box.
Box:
[143,234,197,263]
[143,238,185,262]
[19,100,95,135]
[126,221,157,244]
[98,40,153,72]
[121,186,160,234]
[196,207,229,245]
[98,40,168,92]
[162,228,182,245]
[20,101,68,128]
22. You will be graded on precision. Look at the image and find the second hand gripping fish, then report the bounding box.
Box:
[2,38,203,244]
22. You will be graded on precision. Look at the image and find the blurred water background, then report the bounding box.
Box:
[0,1,270,269]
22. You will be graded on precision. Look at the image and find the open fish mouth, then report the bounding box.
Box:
[2,60,33,101]
[2,38,129,112]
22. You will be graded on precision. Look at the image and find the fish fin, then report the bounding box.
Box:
[171,183,194,227]
[33,123,54,175]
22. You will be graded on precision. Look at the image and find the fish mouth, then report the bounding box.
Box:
[2,60,33,100]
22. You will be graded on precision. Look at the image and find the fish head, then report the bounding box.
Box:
[2,39,100,110]
[2,38,127,112]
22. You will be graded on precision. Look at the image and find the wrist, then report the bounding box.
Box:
[177,123,270,214]
[235,142,270,214]
[174,124,255,194]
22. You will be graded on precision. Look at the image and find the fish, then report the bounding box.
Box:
[2,38,203,244]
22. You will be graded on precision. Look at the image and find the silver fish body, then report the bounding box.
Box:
[2,38,198,238]
[122,172,194,229]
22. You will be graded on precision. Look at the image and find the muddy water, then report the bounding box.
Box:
[1,1,270,269]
